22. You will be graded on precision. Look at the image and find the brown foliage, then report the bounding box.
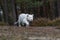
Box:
[31,18,60,26]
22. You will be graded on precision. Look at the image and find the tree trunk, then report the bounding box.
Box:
[0,1,4,22]
[43,0,47,17]
[11,0,16,22]
[57,0,60,17]
[49,0,55,19]
[37,7,40,17]
[2,0,9,24]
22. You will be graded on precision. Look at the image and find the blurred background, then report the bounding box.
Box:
[0,0,60,26]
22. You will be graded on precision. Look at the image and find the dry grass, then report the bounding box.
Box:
[31,17,60,26]
[0,22,8,26]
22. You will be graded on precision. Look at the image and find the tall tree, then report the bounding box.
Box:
[11,0,17,23]
[1,0,9,24]
[57,0,60,17]
[43,0,49,18]
[43,0,47,17]
[49,0,56,19]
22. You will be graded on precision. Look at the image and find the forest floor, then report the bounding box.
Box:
[0,26,60,40]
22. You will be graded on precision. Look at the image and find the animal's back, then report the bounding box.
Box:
[18,13,28,22]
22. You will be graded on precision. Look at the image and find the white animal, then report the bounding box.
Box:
[14,13,34,27]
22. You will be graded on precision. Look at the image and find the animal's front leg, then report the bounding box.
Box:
[25,21,29,27]
[23,19,29,27]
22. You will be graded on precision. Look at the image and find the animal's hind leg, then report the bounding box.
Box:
[18,19,21,27]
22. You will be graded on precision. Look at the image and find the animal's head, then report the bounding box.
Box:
[27,14,34,21]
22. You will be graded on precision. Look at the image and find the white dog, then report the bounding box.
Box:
[14,13,34,27]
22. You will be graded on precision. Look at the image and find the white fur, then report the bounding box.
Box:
[15,13,34,27]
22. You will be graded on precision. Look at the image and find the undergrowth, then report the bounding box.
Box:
[31,18,60,26]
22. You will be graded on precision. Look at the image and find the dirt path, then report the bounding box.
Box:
[0,26,60,40]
